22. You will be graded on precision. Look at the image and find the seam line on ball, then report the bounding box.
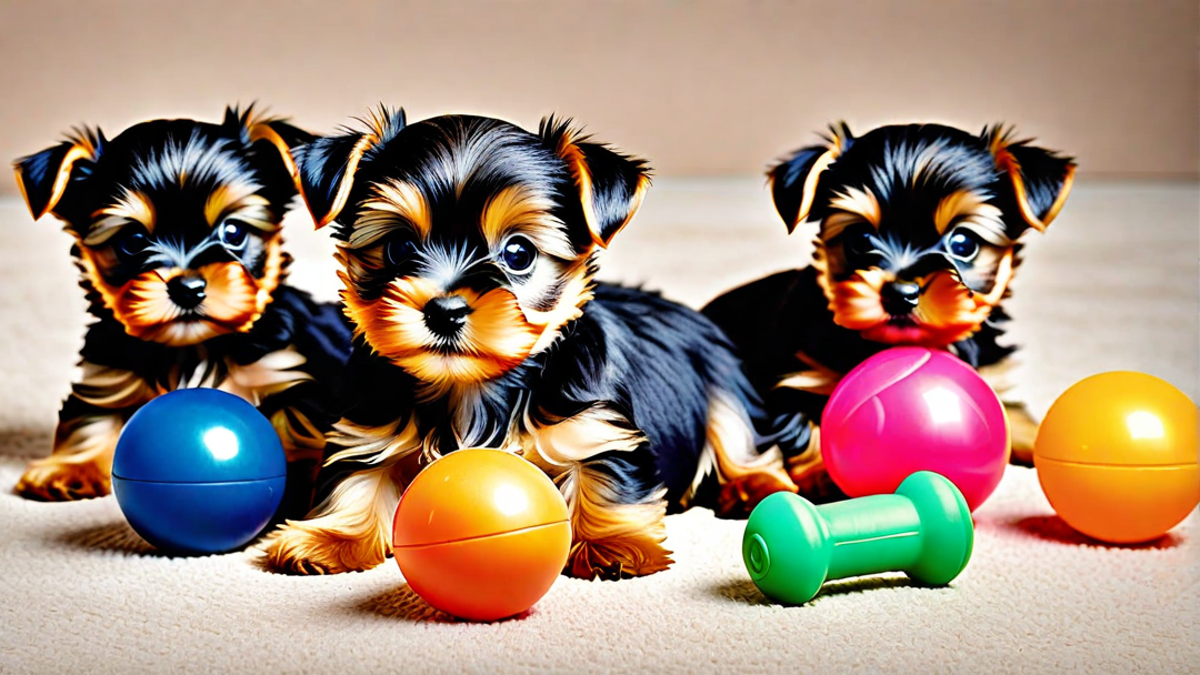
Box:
[394,520,570,550]
[1035,458,1197,469]
[111,475,287,485]
[831,350,932,421]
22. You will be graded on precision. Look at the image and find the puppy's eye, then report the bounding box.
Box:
[946,230,981,262]
[499,235,537,273]
[219,219,249,250]
[113,227,149,260]
[839,225,878,265]
[385,236,419,267]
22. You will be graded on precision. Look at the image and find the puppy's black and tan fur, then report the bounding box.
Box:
[263,108,795,579]
[13,107,352,517]
[704,123,1074,495]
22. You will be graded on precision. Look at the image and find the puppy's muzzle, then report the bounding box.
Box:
[423,295,472,338]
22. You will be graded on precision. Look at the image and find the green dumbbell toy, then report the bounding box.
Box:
[742,471,974,605]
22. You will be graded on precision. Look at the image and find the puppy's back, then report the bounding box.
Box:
[542,282,767,507]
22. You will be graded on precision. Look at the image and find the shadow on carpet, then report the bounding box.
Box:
[351,584,537,624]
[50,520,160,556]
[1006,515,1183,549]
[711,574,920,606]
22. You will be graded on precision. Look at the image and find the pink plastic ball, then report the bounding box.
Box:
[822,347,1010,511]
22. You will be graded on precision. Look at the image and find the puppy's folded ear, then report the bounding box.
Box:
[296,106,407,228]
[223,104,315,185]
[540,116,650,248]
[13,130,103,220]
[986,125,1076,232]
[250,120,315,179]
[768,121,853,234]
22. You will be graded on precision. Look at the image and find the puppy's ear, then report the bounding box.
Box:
[13,129,104,220]
[540,115,650,248]
[985,125,1076,232]
[250,120,315,181]
[223,104,315,182]
[768,121,853,234]
[296,105,406,228]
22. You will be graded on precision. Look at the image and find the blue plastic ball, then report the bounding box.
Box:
[112,388,286,554]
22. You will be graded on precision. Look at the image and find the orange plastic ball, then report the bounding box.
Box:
[1034,372,1199,543]
[392,448,571,621]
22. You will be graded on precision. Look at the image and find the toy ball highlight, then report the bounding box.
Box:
[821,347,1010,511]
[112,389,286,554]
[392,448,571,622]
[1034,371,1199,543]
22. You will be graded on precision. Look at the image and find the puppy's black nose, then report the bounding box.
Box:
[881,281,921,315]
[166,275,207,310]
[423,295,472,338]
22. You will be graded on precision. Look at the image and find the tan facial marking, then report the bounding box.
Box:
[480,184,574,259]
[85,189,156,245]
[934,189,1008,244]
[355,179,432,245]
[204,184,275,232]
[827,186,881,230]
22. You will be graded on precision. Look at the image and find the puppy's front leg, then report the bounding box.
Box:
[560,455,672,580]
[527,405,673,580]
[700,388,796,518]
[16,364,154,501]
[262,416,419,575]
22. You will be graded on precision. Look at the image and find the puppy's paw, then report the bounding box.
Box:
[716,470,797,518]
[784,440,844,504]
[259,522,387,575]
[566,536,673,580]
[15,457,111,501]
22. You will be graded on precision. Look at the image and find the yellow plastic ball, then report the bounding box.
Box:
[1034,372,1199,543]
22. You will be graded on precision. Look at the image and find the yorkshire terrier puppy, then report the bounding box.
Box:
[703,123,1075,494]
[13,106,352,517]
[263,108,795,578]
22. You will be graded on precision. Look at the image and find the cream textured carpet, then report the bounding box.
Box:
[1,180,1197,674]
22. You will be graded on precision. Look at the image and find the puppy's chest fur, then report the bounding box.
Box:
[78,332,312,409]
[77,285,348,411]
[335,356,643,484]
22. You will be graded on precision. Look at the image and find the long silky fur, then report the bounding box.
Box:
[703,122,1075,484]
[268,112,793,579]
[11,109,353,515]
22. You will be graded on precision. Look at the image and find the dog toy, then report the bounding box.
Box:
[1035,371,1199,543]
[392,449,571,621]
[112,389,286,554]
[743,471,973,605]
[821,347,1009,511]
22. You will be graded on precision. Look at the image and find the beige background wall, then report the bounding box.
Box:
[0,0,1196,188]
